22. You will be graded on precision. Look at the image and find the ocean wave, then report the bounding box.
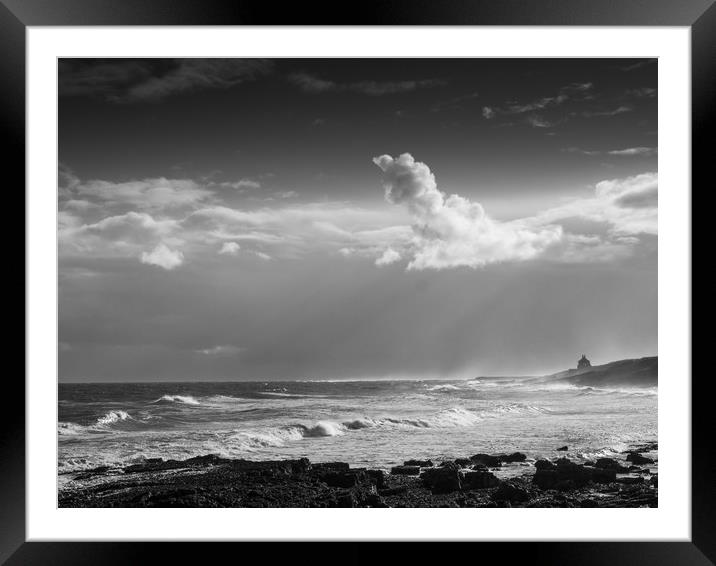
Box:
[425,384,461,392]
[152,395,201,405]
[58,410,134,436]
[96,410,132,426]
[58,422,87,436]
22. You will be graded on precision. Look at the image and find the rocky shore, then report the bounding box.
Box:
[58,443,657,508]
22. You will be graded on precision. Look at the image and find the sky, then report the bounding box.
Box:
[58,58,657,382]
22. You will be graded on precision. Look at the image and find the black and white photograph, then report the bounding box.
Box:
[57,57,658,509]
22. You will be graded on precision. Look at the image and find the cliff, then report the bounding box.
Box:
[549,356,657,387]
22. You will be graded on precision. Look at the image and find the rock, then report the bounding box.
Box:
[492,481,529,503]
[421,466,462,494]
[364,493,388,508]
[556,446,568,451]
[470,453,502,467]
[594,458,630,473]
[320,470,366,488]
[554,459,594,486]
[366,469,385,489]
[590,467,617,484]
[499,452,527,463]
[617,476,645,485]
[626,452,654,465]
[333,491,356,507]
[312,462,349,472]
[461,470,499,490]
[404,459,433,467]
[650,475,658,487]
[533,458,614,489]
[379,486,407,496]
[454,458,472,467]
[534,459,556,471]
[185,454,227,466]
[533,469,560,489]
[390,465,421,476]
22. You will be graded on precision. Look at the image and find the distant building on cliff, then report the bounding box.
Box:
[577,354,591,369]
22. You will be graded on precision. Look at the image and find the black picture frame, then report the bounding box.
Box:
[6,0,709,563]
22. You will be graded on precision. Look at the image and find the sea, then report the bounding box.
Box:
[58,377,657,484]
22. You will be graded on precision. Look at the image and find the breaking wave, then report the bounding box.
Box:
[58,410,134,435]
[153,395,201,405]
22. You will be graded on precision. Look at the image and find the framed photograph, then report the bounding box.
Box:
[8,0,709,563]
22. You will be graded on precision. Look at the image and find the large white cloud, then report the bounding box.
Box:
[140,243,184,270]
[536,172,657,236]
[373,153,563,270]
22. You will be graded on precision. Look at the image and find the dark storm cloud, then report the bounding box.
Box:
[59,59,272,102]
[288,72,446,95]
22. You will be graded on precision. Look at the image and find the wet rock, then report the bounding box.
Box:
[366,469,385,489]
[461,470,500,490]
[320,470,366,488]
[421,464,462,494]
[626,453,654,465]
[404,459,433,467]
[454,458,472,467]
[492,481,529,503]
[617,476,645,485]
[590,467,617,484]
[333,490,356,507]
[595,458,630,473]
[533,469,560,489]
[364,493,388,508]
[470,453,502,467]
[312,462,349,472]
[650,475,658,487]
[556,446,568,451]
[534,458,614,488]
[378,486,407,496]
[499,452,527,463]
[391,465,421,476]
[534,459,556,471]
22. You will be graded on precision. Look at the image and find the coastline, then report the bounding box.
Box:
[58,442,657,508]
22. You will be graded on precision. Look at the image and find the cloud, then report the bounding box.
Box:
[373,153,563,270]
[140,243,184,270]
[252,251,272,261]
[213,179,261,191]
[59,59,272,102]
[375,248,402,266]
[273,190,299,199]
[483,82,592,119]
[536,172,658,236]
[565,147,657,157]
[616,59,656,72]
[577,105,632,118]
[218,242,241,255]
[597,173,658,211]
[625,87,657,98]
[431,91,479,112]
[527,115,554,128]
[60,211,178,254]
[195,345,244,356]
[73,177,213,210]
[288,73,445,95]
